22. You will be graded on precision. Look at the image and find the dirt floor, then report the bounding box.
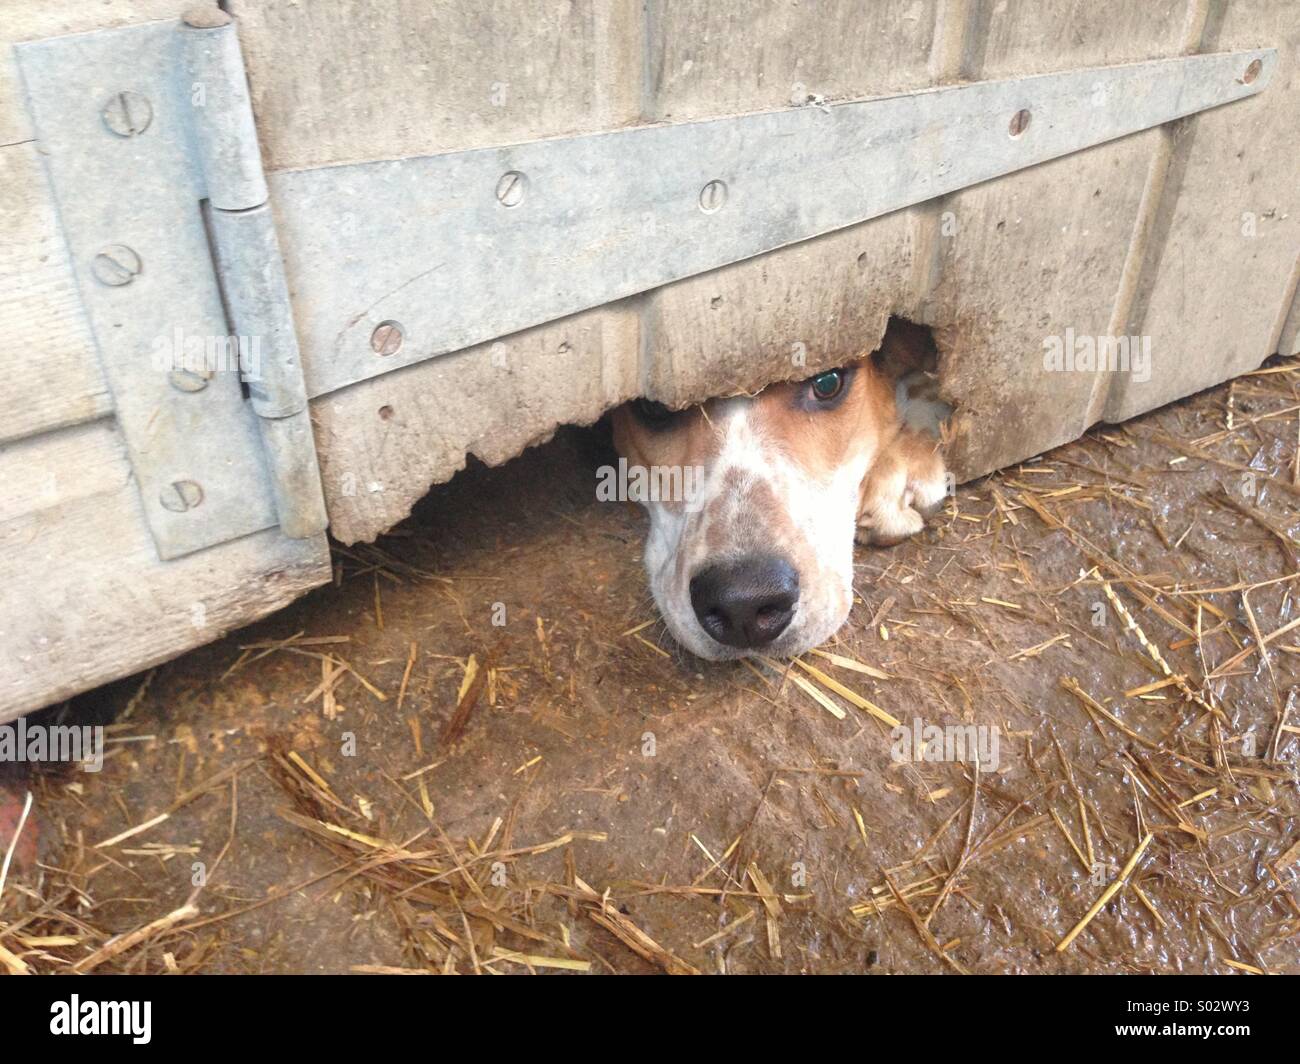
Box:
[3,362,1300,975]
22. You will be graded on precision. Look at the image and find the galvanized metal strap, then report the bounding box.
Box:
[269,47,1275,399]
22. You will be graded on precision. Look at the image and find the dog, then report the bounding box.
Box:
[610,322,949,661]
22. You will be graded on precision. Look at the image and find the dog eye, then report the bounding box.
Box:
[632,398,679,427]
[809,370,845,402]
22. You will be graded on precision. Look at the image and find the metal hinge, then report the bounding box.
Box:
[17,11,327,560]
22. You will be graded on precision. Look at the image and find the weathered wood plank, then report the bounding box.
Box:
[313,307,640,544]
[0,427,330,720]
[921,0,1191,478]
[0,142,111,442]
[958,0,1190,78]
[642,215,921,409]
[640,0,939,407]
[924,136,1165,478]
[1104,0,1300,421]
[231,0,644,170]
[644,0,940,123]
[231,0,646,542]
[0,419,127,524]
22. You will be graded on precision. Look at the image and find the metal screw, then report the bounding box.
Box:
[101,91,153,137]
[1008,109,1032,137]
[1243,59,1262,84]
[159,480,204,512]
[169,367,212,393]
[370,320,404,356]
[91,244,142,286]
[496,170,527,208]
[699,179,728,214]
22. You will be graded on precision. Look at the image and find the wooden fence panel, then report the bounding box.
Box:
[1104,0,1300,422]
[920,0,1192,478]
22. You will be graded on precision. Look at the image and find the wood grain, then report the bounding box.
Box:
[1106,0,1300,421]
[0,143,111,443]
[0,410,329,722]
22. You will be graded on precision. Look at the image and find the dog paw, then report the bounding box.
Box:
[857,429,948,547]
[857,501,925,547]
[907,463,949,518]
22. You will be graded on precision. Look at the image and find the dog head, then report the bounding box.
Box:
[611,357,935,660]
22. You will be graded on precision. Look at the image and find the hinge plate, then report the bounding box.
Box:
[270,47,1273,398]
[17,19,324,559]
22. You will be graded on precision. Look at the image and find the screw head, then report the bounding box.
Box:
[699,179,728,214]
[101,91,152,137]
[370,320,404,356]
[91,244,142,286]
[168,367,212,393]
[1008,108,1032,138]
[159,480,203,513]
[1243,58,1263,84]
[495,170,527,208]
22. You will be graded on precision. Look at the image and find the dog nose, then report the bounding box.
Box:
[690,555,799,649]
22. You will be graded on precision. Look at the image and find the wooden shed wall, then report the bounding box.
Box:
[227,0,1300,542]
[1,0,1297,721]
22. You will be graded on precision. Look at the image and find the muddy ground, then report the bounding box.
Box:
[2,365,1299,975]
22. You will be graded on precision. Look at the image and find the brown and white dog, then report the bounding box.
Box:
[610,325,948,661]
